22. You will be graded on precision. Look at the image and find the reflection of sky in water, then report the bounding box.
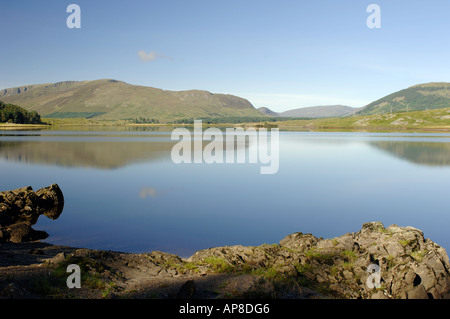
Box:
[1,130,450,257]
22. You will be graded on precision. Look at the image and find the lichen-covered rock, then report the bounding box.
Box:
[279,232,319,251]
[188,222,450,299]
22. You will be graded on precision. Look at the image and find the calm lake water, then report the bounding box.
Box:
[1,127,450,257]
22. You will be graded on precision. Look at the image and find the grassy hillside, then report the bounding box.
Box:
[277,107,450,131]
[357,82,450,115]
[0,79,264,122]
[257,107,279,116]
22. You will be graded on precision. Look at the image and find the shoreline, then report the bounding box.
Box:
[0,124,49,129]
[5,124,450,134]
[3,121,450,133]
[1,221,449,299]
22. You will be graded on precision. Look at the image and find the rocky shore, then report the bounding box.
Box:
[1,185,449,299]
[0,184,64,243]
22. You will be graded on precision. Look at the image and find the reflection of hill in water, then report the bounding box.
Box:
[0,134,253,169]
[370,141,450,166]
[0,141,174,169]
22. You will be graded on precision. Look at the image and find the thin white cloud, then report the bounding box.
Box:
[138,50,173,63]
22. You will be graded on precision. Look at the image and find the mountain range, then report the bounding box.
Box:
[258,105,361,118]
[258,82,450,118]
[1,80,450,121]
[0,79,262,122]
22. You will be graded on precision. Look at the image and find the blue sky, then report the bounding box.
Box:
[1,0,449,112]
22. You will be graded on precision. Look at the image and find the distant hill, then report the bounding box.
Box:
[257,105,360,118]
[277,105,359,118]
[257,107,279,117]
[0,79,264,122]
[258,82,450,118]
[357,82,450,115]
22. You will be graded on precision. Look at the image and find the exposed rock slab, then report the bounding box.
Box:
[0,219,448,299]
[188,222,450,299]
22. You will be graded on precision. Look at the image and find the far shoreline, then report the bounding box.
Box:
[3,121,450,133]
[2,106,450,132]
[0,123,49,129]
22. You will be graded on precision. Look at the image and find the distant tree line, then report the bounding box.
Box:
[45,111,106,119]
[0,101,42,124]
[129,117,160,124]
[170,116,312,124]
